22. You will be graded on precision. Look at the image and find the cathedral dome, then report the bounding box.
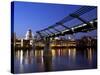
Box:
[25,28,33,40]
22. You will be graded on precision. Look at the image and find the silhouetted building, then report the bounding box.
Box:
[76,36,97,48]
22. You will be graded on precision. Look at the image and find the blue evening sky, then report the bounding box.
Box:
[13,1,97,39]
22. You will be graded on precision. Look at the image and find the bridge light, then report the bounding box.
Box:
[82,24,87,26]
[71,28,74,32]
[90,21,93,24]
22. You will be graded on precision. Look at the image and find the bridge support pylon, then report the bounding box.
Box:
[43,37,52,71]
[43,37,52,57]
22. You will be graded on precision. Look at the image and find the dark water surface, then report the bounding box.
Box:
[14,48,97,73]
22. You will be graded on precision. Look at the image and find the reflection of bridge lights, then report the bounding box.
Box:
[87,48,92,64]
[20,63,24,73]
[52,49,56,56]
[68,48,76,59]
[41,56,44,64]
[35,50,43,57]
[20,50,23,64]
[68,49,71,56]
[19,50,24,73]
[24,51,29,64]
[17,50,20,60]
[72,48,76,59]
[41,50,43,56]
[58,49,61,56]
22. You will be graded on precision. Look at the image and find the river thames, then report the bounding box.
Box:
[14,47,97,73]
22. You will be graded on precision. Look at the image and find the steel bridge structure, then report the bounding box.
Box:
[34,6,97,53]
[36,6,97,39]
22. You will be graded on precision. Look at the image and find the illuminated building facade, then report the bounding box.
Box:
[25,29,33,40]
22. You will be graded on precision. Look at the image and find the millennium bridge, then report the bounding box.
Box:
[34,6,97,54]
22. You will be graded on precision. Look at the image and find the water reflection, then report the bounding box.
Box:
[20,50,23,64]
[14,48,97,73]
[43,55,52,71]
[87,48,93,65]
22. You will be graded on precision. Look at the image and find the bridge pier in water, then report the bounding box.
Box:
[43,37,52,71]
[43,37,52,57]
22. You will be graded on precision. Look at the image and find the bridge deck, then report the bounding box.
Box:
[36,6,97,38]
